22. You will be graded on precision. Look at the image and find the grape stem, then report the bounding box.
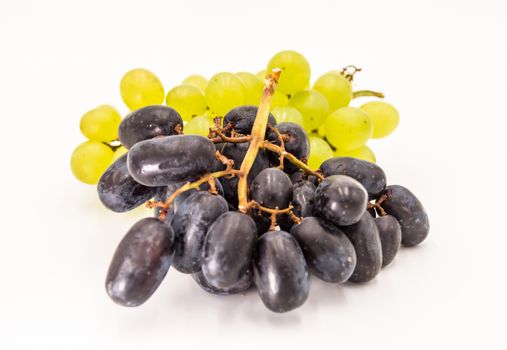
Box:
[268,125,286,171]
[261,141,324,181]
[246,201,302,228]
[147,151,240,221]
[353,90,385,99]
[341,65,362,81]
[208,128,252,144]
[367,194,388,216]
[237,69,281,213]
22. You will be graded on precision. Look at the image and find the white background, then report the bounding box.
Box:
[1,0,506,349]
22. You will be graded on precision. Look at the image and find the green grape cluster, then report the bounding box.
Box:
[71,51,400,184]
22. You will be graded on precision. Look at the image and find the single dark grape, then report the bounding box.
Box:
[219,142,270,208]
[202,212,257,288]
[192,267,253,296]
[223,106,277,136]
[118,105,183,149]
[250,168,293,209]
[268,122,309,174]
[106,218,175,307]
[380,185,430,247]
[315,175,368,226]
[128,135,216,186]
[170,192,229,273]
[375,215,402,267]
[254,230,309,313]
[340,212,382,283]
[319,157,387,199]
[97,154,162,212]
[291,217,356,283]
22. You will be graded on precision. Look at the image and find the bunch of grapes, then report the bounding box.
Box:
[77,70,429,313]
[71,51,400,185]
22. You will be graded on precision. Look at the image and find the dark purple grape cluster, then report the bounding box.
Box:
[99,105,429,313]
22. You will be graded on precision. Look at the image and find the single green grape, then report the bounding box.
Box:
[256,70,266,80]
[324,107,373,150]
[266,50,311,94]
[184,115,213,137]
[112,146,128,162]
[359,101,399,138]
[79,105,121,142]
[120,68,164,110]
[271,106,304,126]
[205,72,246,116]
[308,136,334,170]
[182,74,207,91]
[334,145,376,163]
[71,141,114,184]
[289,89,329,132]
[236,72,263,105]
[166,84,207,121]
[313,72,352,112]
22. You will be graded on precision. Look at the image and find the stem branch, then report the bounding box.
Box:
[237,69,281,213]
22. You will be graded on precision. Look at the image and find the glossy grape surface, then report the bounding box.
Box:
[319,157,387,198]
[254,230,309,313]
[97,154,162,212]
[250,168,293,210]
[381,185,430,247]
[128,135,216,186]
[118,105,183,149]
[340,212,382,283]
[291,217,356,283]
[315,175,368,226]
[170,192,229,273]
[106,218,174,306]
[202,212,257,288]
